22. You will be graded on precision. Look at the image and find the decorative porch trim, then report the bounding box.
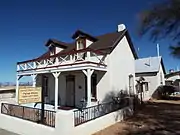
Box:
[17,65,107,76]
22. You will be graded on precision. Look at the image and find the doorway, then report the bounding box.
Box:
[66,75,75,107]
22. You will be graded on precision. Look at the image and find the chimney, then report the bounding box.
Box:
[118,24,126,32]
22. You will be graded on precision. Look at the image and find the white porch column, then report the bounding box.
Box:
[16,75,23,104]
[52,72,61,110]
[82,69,94,107]
[31,74,37,87]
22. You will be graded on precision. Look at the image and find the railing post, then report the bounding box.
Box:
[87,51,90,61]
[70,55,73,61]
[17,65,20,71]
[33,62,36,69]
[55,57,59,65]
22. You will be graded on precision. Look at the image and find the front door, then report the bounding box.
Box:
[66,75,75,107]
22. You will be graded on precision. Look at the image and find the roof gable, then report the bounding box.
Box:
[39,29,138,60]
[72,30,97,42]
[135,56,165,74]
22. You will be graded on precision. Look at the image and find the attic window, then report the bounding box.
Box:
[76,38,85,50]
[49,45,55,55]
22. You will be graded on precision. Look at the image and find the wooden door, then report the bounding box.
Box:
[66,75,75,107]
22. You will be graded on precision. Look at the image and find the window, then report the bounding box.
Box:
[129,75,134,95]
[144,82,149,91]
[160,73,163,84]
[43,76,48,97]
[91,74,97,100]
[84,74,97,101]
[49,46,55,55]
[77,39,85,50]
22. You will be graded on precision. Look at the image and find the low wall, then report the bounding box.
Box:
[0,114,54,135]
[0,103,54,135]
[74,106,133,135]
[0,102,133,135]
[55,105,133,135]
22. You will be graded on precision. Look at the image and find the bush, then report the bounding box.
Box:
[152,85,177,99]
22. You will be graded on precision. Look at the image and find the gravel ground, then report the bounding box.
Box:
[93,99,180,135]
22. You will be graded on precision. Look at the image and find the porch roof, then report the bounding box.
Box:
[17,63,107,76]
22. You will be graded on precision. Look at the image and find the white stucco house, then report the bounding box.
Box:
[16,24,138,110]
[0,24,137,135]
[135,56,166,101]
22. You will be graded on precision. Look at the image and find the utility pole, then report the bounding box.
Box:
[157,43,160,57]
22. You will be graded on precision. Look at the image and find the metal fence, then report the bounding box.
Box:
[1,103,56,127]
[74,97,131,126]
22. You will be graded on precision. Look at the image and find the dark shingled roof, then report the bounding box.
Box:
[45,39,69,48]
[38,29,138,59]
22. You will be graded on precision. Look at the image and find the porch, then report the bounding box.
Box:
[17,69,106,111]
[16,48,108,110]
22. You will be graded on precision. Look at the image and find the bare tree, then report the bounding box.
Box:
[139,0,180,58]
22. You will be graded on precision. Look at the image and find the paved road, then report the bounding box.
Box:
[0,129,19,135]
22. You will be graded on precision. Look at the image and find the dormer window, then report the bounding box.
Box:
[49,45,55,55]
[72,30,97,49]
[77,38,85,50]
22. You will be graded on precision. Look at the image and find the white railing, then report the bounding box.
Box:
[17,48,107,72]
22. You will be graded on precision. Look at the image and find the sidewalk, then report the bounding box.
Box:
[0,129,19,135]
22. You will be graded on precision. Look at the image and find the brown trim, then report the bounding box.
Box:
[45,39,68,48]
[17,48,105,64]
[17,61,107,72]
[72,30,97,42]
[107,30,138,59]
[66,75,75,107]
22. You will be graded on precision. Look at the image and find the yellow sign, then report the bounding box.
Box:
[18,87,42,104]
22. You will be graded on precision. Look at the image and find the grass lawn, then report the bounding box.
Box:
[93,98,180,135]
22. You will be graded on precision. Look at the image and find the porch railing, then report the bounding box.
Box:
[1,103,56,127]
[74,97,131,126]
[17,48,107,72]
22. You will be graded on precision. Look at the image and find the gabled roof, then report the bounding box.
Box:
[38,29,138,60]
[165,71,180,79]
[45,39,69,48]
[135,56,166,74]
[72,30,98,41]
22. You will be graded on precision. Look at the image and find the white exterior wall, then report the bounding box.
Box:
[55,47,63,54]
[136,73,158,100]
[86,39,93,47]
[97,36,135,102]
[157,63,165,85]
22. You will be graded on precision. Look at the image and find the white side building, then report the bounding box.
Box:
[135,56,166,101]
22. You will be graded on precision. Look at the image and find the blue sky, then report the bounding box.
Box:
[0,0,178,82]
